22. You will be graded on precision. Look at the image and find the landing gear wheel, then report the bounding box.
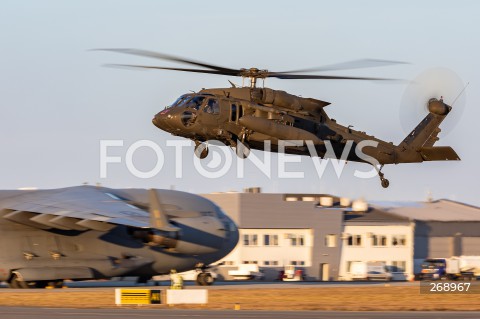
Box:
[196,272,206,286]
[202,273,214,286]
[236,141,250,159]
[374,165,390,188]
[381,178,390,188]
[196,272,214,286]
[194,143,209,159]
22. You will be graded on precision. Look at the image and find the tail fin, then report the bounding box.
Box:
[398,99,460,162]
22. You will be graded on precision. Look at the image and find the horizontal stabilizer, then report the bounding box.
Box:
[420,146,460,161]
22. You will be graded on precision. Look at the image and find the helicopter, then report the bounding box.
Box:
[100,49,461,188]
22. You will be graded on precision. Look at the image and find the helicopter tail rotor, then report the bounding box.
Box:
[399,67,467,138]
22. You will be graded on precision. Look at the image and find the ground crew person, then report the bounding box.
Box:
[170,269,184,289]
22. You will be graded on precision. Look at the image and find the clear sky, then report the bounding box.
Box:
[1,1,478,205]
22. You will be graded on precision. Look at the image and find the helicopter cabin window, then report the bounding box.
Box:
[238,104,243,119]
[231,103,237,122]
[204,98,220,114]
[185,96,205,110]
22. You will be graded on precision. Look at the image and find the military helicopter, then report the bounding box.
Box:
[100,49,461,188]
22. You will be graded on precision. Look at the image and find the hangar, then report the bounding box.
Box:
[202,189,480,281]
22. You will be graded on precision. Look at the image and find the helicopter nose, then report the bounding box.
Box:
[153,110,174,132]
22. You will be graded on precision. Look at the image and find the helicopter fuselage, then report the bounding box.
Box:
[153,87,418,165]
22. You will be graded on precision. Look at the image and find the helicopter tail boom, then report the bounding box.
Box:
[400,113,445,149]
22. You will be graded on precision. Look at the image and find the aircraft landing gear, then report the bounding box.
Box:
[196,272,214,286]
[194,142,209,159]
[374,165,390,188]
[236,141,250,159]
[236,134,251,159]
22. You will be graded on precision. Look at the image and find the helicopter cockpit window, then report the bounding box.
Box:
[204,98,220,114]
[185,96,205,110]
[169,95,190,108]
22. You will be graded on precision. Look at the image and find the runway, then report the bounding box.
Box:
[1,307,480,319]
[1,282,478,312]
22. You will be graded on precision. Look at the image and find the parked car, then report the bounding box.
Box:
[350,261,392,281]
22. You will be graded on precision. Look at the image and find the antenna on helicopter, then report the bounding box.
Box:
[228,80,237,88]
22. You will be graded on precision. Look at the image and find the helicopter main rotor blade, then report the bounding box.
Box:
[106,64,397,81]
[105,64,240,76]
[280,59,408,74]
[267,73,396,81]
[98,49,403,81]
[97,48,239,74]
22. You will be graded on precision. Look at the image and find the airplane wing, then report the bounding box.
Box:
[0,186,152,231]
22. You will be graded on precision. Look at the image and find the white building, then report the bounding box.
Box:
[222,228,313,268]
[339,211,414,280]
[202,190,480,281]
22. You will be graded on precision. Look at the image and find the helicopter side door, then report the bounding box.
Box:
[198,97,221,133]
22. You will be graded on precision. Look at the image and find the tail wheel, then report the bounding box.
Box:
[381,178,390,188]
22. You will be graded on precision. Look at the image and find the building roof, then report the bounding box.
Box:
[204,191,480,225]
[375,199,480,222]
[344,208,409,223]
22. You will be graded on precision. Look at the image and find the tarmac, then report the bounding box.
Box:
[1,307,479,319]
[0,280,418,291]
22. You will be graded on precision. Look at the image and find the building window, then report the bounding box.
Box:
[290,234,305,246]
[291,261,305,266]
[325,234,337,248]
[242,261,258,264]
[263,261,279,266]
[223,261,235,266]
[243,234,258,246]
[392,235,406,246]
[264,234,279,246]
[391,261,406,272]
[372,235,387,246]
[347,235,362,246]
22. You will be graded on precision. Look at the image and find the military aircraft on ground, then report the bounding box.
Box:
[100,49,461,188]
[0,185,238,288]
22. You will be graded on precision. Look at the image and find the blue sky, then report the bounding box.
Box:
[0,1,478,205]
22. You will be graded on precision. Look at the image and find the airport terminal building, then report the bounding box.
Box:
[202,190,480,281]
